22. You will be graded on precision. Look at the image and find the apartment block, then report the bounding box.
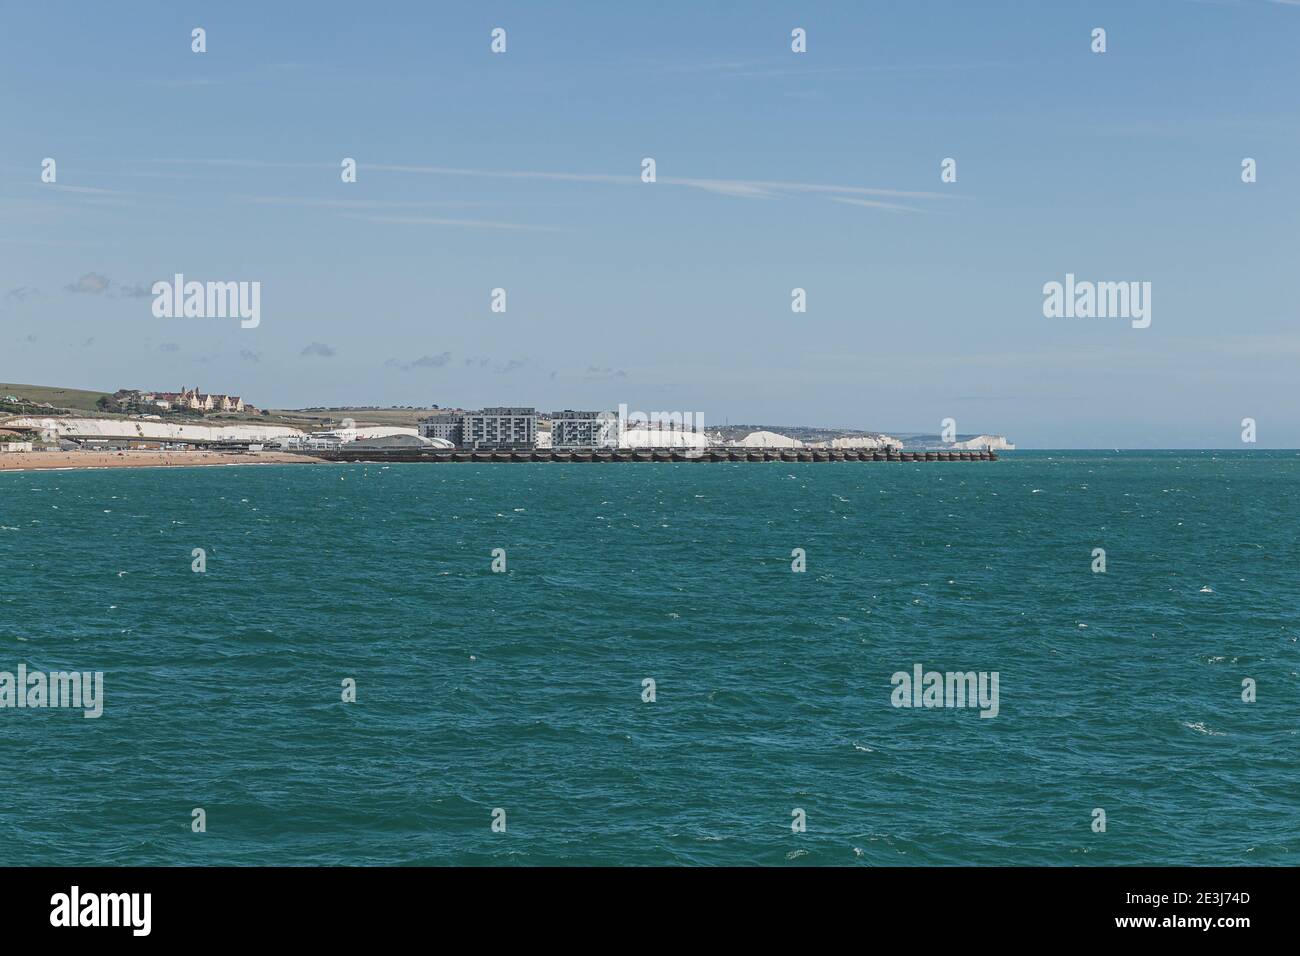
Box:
[550,410,617,448]
[417,412,464,445]
[462,407,537,449]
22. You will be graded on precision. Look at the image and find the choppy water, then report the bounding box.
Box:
[1,452,1297,865]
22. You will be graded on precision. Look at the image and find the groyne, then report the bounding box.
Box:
[311,447,1000,464]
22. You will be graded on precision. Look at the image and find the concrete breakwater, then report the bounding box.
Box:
[311,447,1000,464]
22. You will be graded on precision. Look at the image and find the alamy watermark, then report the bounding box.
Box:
[616,403,705,434]
[50,886,151,936]
[1,664,103,718]
[1043,273,1150,329]
[890,663,999,718]
[152,273,261,329]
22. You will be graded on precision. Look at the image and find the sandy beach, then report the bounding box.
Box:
[0,450,322,472]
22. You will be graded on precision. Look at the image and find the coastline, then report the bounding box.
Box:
[0,450,323,473]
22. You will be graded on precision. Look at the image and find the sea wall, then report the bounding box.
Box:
[314,447,1000,464]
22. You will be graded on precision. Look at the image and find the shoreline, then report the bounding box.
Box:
[0,450,323,473]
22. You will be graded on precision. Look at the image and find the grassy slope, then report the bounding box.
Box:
[263,408,443,430]
[0,382,112,414]
[0,384,442,430]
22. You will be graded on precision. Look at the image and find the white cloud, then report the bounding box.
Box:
[65,273,112,294]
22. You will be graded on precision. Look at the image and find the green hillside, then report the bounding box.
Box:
[0,382,113,415]
[0,383,444,431]
[264,407,441,430]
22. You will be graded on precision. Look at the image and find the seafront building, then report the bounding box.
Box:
[462,407,537,449]
[420,408,618,449]
[434,403,535,447]
[417,411,464,445]
[417,406,717,450]
[550,410,617,449]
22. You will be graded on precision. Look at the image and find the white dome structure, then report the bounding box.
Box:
[349,433,452,450]
[332,425,420,442]
[619,427,709,449]
[735,430,803,448]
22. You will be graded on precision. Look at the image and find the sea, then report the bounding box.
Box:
[1,451,1296,866]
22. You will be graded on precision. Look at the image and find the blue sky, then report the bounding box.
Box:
[2,0,1297,447]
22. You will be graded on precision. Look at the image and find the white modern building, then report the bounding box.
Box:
[462,407,537,449]
[417,408,537,449]
[550,410,617,448]
[417,412,464,445]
